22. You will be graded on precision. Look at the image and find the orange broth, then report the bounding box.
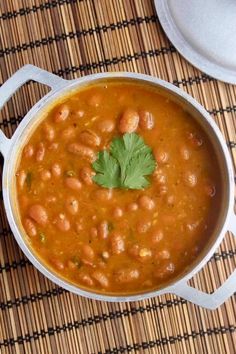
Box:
[16,80,222,294]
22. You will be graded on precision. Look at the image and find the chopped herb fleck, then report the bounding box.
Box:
[108,222,114,232]
[128,228,135,240]
[26,172,32,190]
[65,170,76,177]
[39,232,46,243]
[71,256,81,268]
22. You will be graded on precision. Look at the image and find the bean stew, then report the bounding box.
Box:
[16,80,222,294]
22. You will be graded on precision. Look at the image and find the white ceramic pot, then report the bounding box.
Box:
[0,65,235,309]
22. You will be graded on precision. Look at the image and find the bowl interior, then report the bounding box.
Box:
[4,74,232,300]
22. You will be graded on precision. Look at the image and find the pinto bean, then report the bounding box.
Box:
[79,129,101,147]
[180,145,190,160]
[187,132,203,148]
[110,232,125,254]
[153,168,167,184]
[139,110,154,130]
[65,177,82,191]
[17,170,26,189]
[51,258,65,270]
[40,169,51,181]
[82,244,95,261]
[157,185,168,196]
[127,202,138,212]
[36,142,45,162]
[183,171,197,187]
[92,270,109,288]
[79,166,95,185]
[51,163,62,178]
[61,127,76,140]
[48,142,59,151]
[65,196,79,215]
[78,272,94,287]
[185,220,200,233]
[24,144,34,158]
[43,124,55,141]
[54,213,70,231]
[155,262,175,279]
[112,207,123,218]
[67,143,95,162]
[101,251,110,260]
[76,110,85,118]
[137,220,151,233]
[97,119,115,133]
[166,195,175,206]
[115,268,139,283]
[151,229,164,244]
[156,249,170,260]
[129,244,152,262]
[94,189,113,202]
[24,218,37,237]
[54,104,70,123]
[138,195,155,210]
[154,149,169,164]
[204,182,216,197]
[28,204,48,226]
[98,221,109,239]
[118,108,139,133]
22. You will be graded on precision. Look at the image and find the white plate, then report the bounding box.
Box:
[155,0,236,84]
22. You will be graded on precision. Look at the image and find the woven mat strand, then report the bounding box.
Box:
[0,1,235,353]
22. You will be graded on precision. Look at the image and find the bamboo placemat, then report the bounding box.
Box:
[0,1,235,353]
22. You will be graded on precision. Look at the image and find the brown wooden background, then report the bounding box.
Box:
[0,1,235,353]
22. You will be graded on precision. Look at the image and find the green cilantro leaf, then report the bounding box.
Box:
[110,133,153,184]
[92,150,120,188]
[123,152,156,189]
[92,133,156,190]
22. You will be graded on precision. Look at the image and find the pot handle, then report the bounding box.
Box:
[0,64,68,158]
[173,212,236,310]
[0,130,11,158]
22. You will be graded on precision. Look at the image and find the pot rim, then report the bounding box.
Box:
[2,70,235,302]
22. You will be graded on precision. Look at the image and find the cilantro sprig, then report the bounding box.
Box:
[92,133,156,190]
